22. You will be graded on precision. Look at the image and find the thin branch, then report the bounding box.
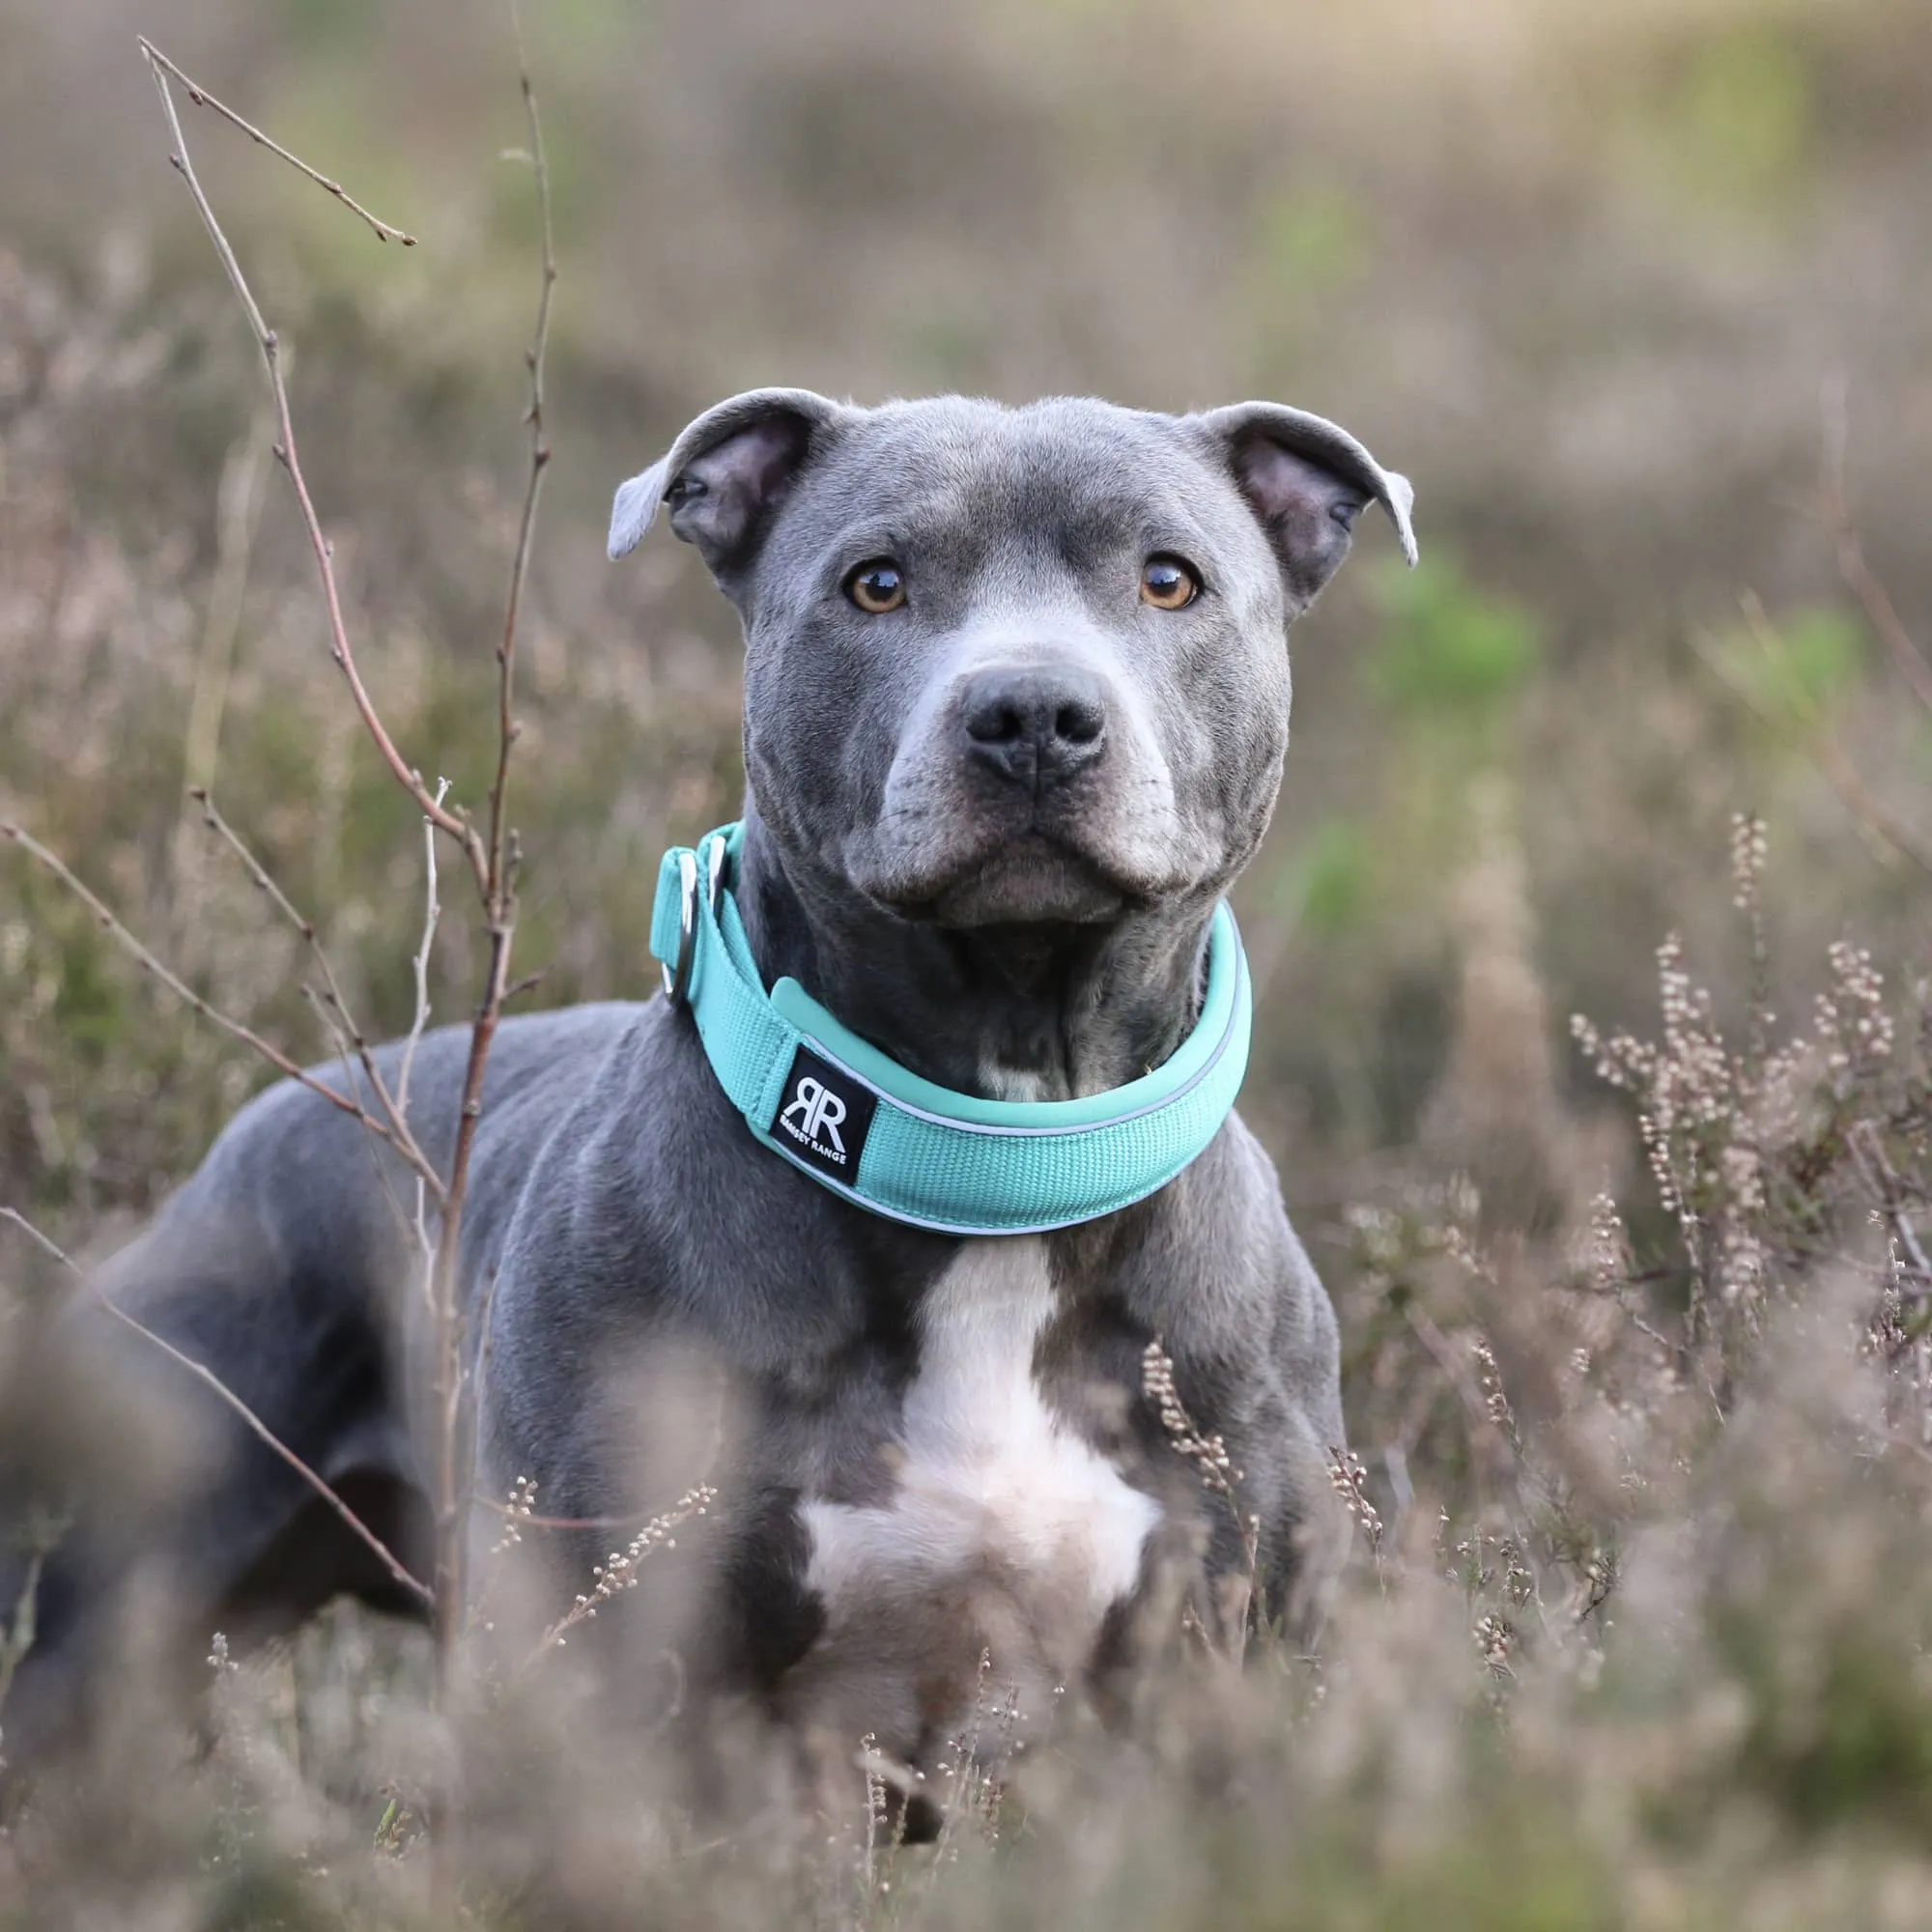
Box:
[1,1206,76,1272]
[1629,1312,1681,1358]
[1850,1122,1932,1286]
[138,40,484,885]
[191,787,444,1202]
[139,41,418,247]
[474,1493,717,1533]
[1820,377,1932,720]
[178,413,271,808]
[135,32,552,1903]
[0,820,407,1147]
[397,778,451,1326]
[99,1298,432,1610]
[292,983,424,1268]
[1406,1301,1498,1445]
[490,0,554,913]
[0,1206,427,1605]
[420,14,549,1887]
[1695,606,1932,878]
[395,777,452,1132]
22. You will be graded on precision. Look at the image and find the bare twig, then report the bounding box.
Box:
[135,31,551,1900]
[0,819,409,1148]
[395,777,452,1134]
[1851,1122,1932,1286]
[1401,1299,1545,1512]
[99,1298,431,1610]
[1820,378,1932,721]
[139,42,418,247]
[0,1548,47,1720]
[405,792,452,1330]
[1,1206,76,1272]
[190,788,445,1201]
[1695,603,1932,878]
[178,414,270,809]
[397,778,453,1325]
[1629,1312,1681,1357]
[0,1205,430,1609]
[138,40,483,883]
[416,10,549,1889]
[491,0,554,910]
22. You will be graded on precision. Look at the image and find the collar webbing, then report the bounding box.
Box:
[650,823,1252,1236]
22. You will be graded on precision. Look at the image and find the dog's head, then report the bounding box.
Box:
[611,392,1413,928]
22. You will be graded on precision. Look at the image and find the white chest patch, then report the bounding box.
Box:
[801,1238,1159,1626]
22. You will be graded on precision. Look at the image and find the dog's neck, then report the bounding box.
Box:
[731,809,1214,1102]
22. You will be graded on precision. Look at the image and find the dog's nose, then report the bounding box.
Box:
[959,666,1108,789]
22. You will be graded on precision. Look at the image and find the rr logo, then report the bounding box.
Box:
[769,1049,873,1177]
[780,1076,847,1156]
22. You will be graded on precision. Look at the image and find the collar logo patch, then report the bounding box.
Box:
[772,1047,877,1181]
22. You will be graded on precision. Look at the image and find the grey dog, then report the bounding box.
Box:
[0,388,1413,1804]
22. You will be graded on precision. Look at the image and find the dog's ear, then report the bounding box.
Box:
[608,387,845,577]
[1195,402,1417,609]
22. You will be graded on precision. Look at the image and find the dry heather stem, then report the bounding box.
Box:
[420,17,551,1892]
[522,1484,718,1672]
[395,780,449,1137]
[1142,1338,1262,1656]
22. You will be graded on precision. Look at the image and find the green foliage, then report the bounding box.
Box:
[1724,1591,1932,1840]
[1363,552,1541,724]
[277,0,380,58]
[1660,25,1817,212]
[1709,604,1866,729]
[1252,184,1372,296]
[1280,817,1373,939]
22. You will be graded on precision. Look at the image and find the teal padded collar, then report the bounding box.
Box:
[650,823,1252,1236]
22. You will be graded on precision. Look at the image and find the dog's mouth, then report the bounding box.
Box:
[859,830,1142,928]
[927,836,1128,928]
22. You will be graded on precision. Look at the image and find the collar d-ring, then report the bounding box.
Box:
[661,847,699,1004]
[663,834,730,1007]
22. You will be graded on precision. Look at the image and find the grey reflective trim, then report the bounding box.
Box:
[750,1131,1191,1237]
[792,948,1249,1143]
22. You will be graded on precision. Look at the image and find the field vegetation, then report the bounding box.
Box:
[3,0,1932,1922]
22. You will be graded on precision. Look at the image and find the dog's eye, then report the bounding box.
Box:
[846,559,906,614]
[1140,555,1200,611]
